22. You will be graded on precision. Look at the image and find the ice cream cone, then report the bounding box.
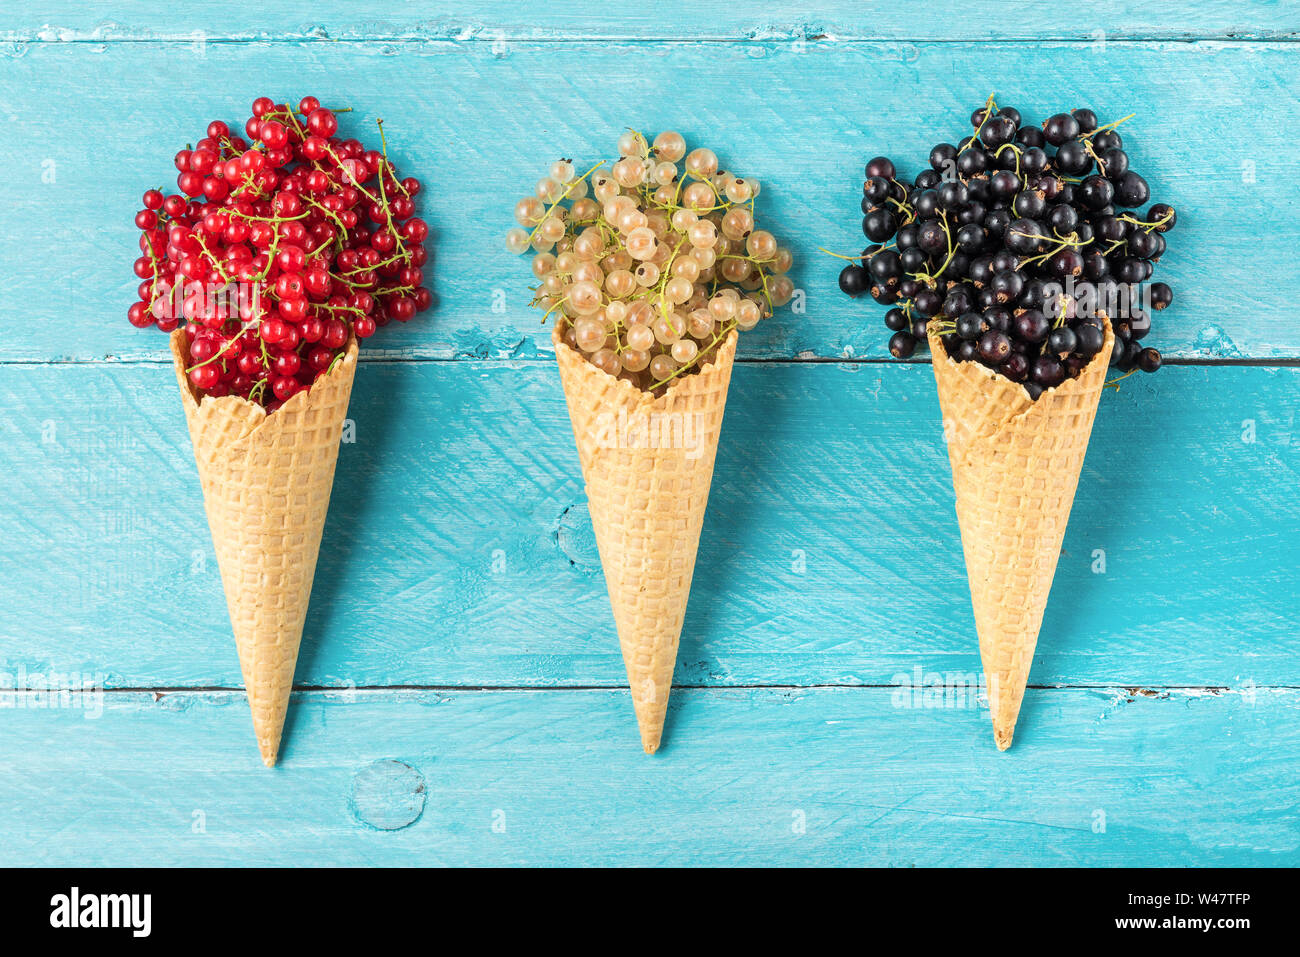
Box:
[553,326,737,753]
[927,318,1114,750]
[170,330,359,766]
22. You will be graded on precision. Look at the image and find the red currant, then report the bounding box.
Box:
[127,302,153,328]
[189,364,220,390]
[259,120,288,149]
[306,108,338,138]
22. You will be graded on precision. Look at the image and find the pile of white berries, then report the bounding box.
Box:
[508,130,794,393]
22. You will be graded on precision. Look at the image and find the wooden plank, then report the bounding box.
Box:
[0,40,1294,361]
[3,1,1295,41]
[3,360,1295,689]
[1,686,1294,866]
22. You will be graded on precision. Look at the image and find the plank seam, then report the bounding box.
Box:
[7,683,1289,694]
[4,35,1300,44]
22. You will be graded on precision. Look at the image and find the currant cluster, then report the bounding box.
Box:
[507,130,794,394]
[837,98,1176,399]
[128,95,431,409]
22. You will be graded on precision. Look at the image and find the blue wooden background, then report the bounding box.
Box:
[1,2,1297,866]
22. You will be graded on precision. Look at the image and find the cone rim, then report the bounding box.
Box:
[925,314,1113,406]
[169,327,360,427]
[551,322,738,410]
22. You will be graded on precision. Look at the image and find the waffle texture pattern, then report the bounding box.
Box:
[554,326,737,753]
[927,319,1114,750]
[171,330,359,765]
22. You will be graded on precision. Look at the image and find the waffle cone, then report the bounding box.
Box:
[927,319,1114,751]
[553,327,737,753]
[170,330,359,766]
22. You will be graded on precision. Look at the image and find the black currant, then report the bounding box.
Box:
[1071,108,1099,133]
[1049,248,1084,278]
[1128,230,1159,260]
[989,169,1022,199]
[956,149,987,177]
[871,283,900,304]
[1115,171,1150,207]
[1047,203,1079,234]
[1005,218,1047,255]
[1092,129,1122,151]
[1047,326,1077,355]
[917,219,947,254]
[914,189,942,218]
[1055,140,1093,176]
[1074,322,1105,356]
[1148,281,1173,310]
[889,331,917,358]
[1095,215,1126,243]
[865,156,896,180]
[900,247,927,272]
[1012,190,1047,219]
[1146,203,1177,232]
[838,264,868,297]
[990,270,1024,304]
[938,181,969,209]
[914,287,942,317]
[978,330,1012,363]
[1043,113,1080,145]
[863,176,891,204]
[1014,308,1050,343]
[1077,175,1115,211]
[1021,146,1049,175]
[956,311,986,340]
[1000,351,1030,382]
[1015,126,1046,149]
[1083,251,1110,281]
[983,115,1017,147]
[863,207,898,242]
[1032,354,1066,387]
[956,223,986,252]
[929,142,957,172]
[1100,148,1129,181]
[868,249,903,282]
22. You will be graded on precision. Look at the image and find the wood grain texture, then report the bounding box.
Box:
[3,361,1295,689]
[1,687,1295,866]
[1,2,1295,867]
[4,0,1297,41]
[0,39,1296,360]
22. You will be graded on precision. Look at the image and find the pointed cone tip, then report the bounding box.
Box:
[258,739,280,767]
[637,714,663,754]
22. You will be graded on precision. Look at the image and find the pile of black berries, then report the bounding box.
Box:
[837,98,1176,399]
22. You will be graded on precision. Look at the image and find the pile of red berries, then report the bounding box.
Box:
[129,95,431,409]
